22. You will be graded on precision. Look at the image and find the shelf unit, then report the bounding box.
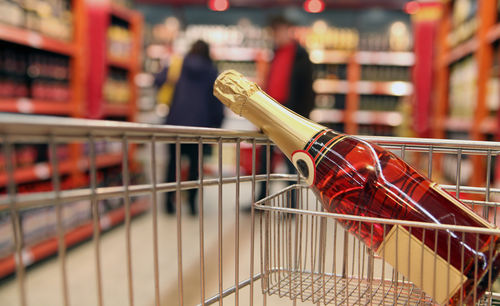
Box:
[87,1,143,122]
[310,49,414,135]
[0,0,145,275]
[433,0,497,186]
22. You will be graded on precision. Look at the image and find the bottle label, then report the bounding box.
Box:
[376,225,467,305]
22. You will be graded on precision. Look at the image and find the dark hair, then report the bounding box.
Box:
[188,40,211,61]
[269,15,292,29]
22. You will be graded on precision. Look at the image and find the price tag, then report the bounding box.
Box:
[27,32,42,48]
[100,215,112,230]
[17,98,33,113]
[34,164,50,180]
[16,250,34,266]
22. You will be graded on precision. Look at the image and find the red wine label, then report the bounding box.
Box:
[377,225,467,305]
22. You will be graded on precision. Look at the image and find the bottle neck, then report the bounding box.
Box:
[242,90,324,159]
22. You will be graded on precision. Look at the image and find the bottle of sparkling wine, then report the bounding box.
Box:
[214,70,500,305]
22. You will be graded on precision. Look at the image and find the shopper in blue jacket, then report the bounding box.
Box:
[156,40,224,215]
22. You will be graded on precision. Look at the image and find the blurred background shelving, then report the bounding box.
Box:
[0,0,145,275]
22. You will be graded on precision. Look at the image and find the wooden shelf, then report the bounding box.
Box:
[0,23,74,55]
[102,103,130,117]
[313,79,413,96]
[108,56,131,70]
[444,38,478,65]
[0,152,123,187]
[0,98,72,115]
[0,199,150,278]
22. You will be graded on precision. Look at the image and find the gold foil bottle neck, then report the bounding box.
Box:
[213,70,260,116]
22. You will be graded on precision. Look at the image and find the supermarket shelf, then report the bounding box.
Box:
[309,49,351,64]
[0,153,123,187]
[110,3,136,22]
[0,199,150,278]
[0,98,71,115]
[309,50,414,66]
[0,23,74,55]
[212,46,262,62]
[102,103,130,117]
[310,108,345,123]
[445,117,472,132]
[313,79,413,96]
[444,38,478,65]
[355,110,402,126]
[486,23,500,43]
[313,79,350,94]
[108,56,131,70]
[0,160,73,186]
[445,116,497,134]
[355,51,415,66]
[310,108,402,126]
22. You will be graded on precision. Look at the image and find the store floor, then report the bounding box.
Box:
[0,181,317,306]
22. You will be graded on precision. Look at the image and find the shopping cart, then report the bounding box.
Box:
[0,114,499,306]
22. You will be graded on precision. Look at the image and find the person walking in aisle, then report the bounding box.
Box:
[155,40,224,215]
[254,15,315,208]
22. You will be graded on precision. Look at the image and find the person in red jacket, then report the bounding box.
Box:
[255,15,315,208]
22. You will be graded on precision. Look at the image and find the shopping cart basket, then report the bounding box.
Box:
[0,114,499,306]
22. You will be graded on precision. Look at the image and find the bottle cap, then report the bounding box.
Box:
[213,70,260,116]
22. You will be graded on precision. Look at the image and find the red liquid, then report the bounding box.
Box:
[303,130,500,305]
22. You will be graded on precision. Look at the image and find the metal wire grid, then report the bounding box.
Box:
[254,138,500,305]
[0,114,499,306]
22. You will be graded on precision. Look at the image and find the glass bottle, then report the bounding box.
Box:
[213,70,500,305]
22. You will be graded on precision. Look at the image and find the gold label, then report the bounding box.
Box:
[376,225,467,305]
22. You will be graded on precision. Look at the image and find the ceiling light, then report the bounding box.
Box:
[304,0,325,14]
[209,0,229,12]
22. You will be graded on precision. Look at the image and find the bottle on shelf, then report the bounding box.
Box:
[107,24,132,60]
[214,70,499,305]
[0,46,71,101]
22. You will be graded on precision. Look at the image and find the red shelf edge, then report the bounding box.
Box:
[0,23,74,55]
[0,199,150,278]
[0,99,72,115]
[102,103,131,117]
[0,152,124,187]
[108,56,132,70]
